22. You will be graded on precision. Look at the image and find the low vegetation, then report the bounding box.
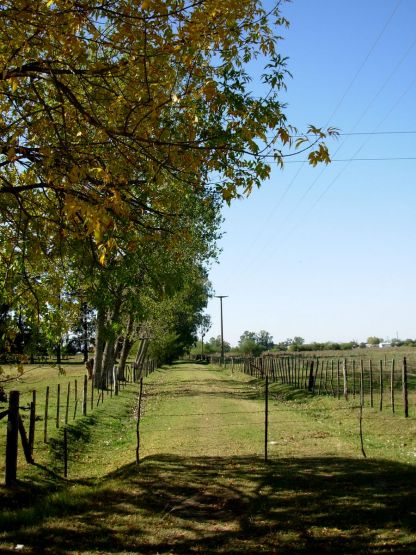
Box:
[1,361,416,553]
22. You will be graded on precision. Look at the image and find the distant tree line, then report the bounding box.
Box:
[192,333,416,357]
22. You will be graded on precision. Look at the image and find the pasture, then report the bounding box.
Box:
[1,361,416,553]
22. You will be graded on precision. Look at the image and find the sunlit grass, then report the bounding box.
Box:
[1,362,416,554]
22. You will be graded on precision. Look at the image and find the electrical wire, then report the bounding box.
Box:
[214,3,413,292]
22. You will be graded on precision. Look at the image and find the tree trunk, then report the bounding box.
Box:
[93,306,106,388]
[118,315,134,379]
[99,291,124,388]
[82,302,88,363]
[102,335,117,388]
[56,342,61,365]
[114,334,123,361]
[135,338,149,376]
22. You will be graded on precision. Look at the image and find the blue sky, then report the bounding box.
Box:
[205,0,416,347]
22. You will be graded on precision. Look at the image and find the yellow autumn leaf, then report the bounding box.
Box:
[202,81,217,100]
[94,222,103,243]
[278,127,290,145]
[69,166,79,182]
[99,251,106,266]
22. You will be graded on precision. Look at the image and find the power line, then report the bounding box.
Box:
[266,130,416,139]
[281,156,416,164]
[214,2,412,294]
[324,0,403,126]
[336,130,416,136]
[236,43,416,277]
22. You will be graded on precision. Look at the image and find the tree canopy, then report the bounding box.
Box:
[1,1,336,373]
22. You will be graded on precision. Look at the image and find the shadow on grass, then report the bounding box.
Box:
[2,454,416,554]
[144,378,264,401]
[47,414,98,475]
[144,374,315,405]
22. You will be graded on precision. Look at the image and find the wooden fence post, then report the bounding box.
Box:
[390,359,395,413]
[265,375,269,462]
[74,379,78,419]
[403,357,409,418]
[5,390,20,486]
[359,369,366,458]
[369,359,373,408]
[90,379,94,411]
[317,359,323,394]
[56,384,60,428]
[343,358,348,401]
[29,390,36,456]
[18,415,34,464]
[136,378,143,464]
[83,375,87,416]
[336,359,340,399]
[44,386,49,443]
[308,361,315,392]
[65,383,70,425]
[352,359,356,398]
[379,360,383,411]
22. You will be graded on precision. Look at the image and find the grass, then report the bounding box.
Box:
[0,358,137,475]
[1,361,416,553]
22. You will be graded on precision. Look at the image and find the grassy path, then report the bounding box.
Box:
[1,362,416,554]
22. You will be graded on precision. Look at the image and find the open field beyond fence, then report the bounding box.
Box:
[210,348,416,418]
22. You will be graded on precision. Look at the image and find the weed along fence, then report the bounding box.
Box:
[210,354,416,417]
[1,359,157,486]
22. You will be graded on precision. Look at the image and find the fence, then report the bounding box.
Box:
[209,354,416,417]
[1,358,157,486]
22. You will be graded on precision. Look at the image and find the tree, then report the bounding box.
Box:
[257,330,274,350]
[0,1,336,264]
[293,336,305,346]
[198,314,211,356]
[1,1,337,376]
[238,330,273,356]
[208,336,231,354]
[367,336,383,346]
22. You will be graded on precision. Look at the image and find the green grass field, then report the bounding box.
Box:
[1,361,416,554]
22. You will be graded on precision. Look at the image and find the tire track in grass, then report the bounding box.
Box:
[140,363,360,460]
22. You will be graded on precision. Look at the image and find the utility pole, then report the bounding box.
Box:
[214,295,228,365]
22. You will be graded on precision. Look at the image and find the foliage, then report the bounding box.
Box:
[367,336,383,346]
[0,1,335,241]
[206,336,231,354]
[2,363,416,555]
[142,275,212,365]
[0,1,337,370]
[273,338,360,352]
[237,329,274,356]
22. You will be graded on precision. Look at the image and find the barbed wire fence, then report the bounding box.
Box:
[1,358,157,486]
[208,354,415,418]
[136,370,415,465]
